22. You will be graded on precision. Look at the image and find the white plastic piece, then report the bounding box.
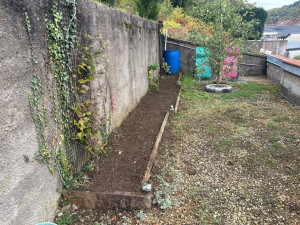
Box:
[142,183,152,192]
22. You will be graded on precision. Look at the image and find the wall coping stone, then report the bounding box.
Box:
[267,55,300,77]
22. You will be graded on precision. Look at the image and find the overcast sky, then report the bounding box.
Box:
[249,0,298,10]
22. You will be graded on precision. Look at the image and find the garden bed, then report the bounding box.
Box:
[66,74,180,210]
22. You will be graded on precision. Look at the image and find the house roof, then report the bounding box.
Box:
[264,26,300,38]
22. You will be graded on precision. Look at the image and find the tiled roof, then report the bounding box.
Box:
[278,19,293,26]
[272,55,300,68]
[266,16,300,27]
[289,18,300,26]
[264,26,300,37]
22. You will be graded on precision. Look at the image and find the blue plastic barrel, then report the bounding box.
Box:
[164,50,180,74]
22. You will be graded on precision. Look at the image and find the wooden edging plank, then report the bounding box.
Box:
[140,111,170,187]
[177,72,182,84]
[65,190,152,211]
[174,86,182,114]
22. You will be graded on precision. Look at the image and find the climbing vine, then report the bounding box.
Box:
[74,34,112,155]
[25,0,113,189]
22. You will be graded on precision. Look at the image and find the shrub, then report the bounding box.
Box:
[135,0,159,20]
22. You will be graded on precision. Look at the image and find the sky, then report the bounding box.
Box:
[248,0,298,10]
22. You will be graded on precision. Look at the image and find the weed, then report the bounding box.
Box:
[153,164,184,210]
[267,123,278,129]
[174,112,185,119]
[136,210,147,221]
[272,142,281,149]
[56,211,73,225]
[23,155,30,162]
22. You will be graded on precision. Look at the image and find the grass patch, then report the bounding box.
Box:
[218,82,276,100]
[181,74,277,102]
[267,123,278,129]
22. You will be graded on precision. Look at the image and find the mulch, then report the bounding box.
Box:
[87,74,180,193]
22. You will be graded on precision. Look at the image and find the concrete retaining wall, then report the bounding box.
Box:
[77,0,159,128]
[0,0,159,224]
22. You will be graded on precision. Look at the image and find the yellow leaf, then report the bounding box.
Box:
[76,132,83,139]
[78,79,88,84]
[81,84,90,91]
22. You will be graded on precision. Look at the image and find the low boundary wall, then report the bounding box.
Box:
[267,55,300,105]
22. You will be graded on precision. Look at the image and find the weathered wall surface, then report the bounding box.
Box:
[0,0,159,224]
[246,40,288,56]
[238,52,267,77]
[267,63,282,84]
[281,70,300,105]
[0,1,61,224]
[77,0,159,128]
[166,37,196,74]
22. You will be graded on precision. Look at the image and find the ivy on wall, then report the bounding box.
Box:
[25,0,113,189]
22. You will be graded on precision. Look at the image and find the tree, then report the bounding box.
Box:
[95,0,116,7]
[240,7,268,40]
[135,0,160,20]
[170,0,191,8]
[189,0,257,85]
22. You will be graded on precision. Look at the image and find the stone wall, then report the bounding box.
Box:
[0,0,159,224]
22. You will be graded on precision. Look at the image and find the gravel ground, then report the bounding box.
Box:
[56,76,300,225]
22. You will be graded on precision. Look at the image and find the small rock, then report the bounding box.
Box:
[61,203,71,212]
[72,204,78,211]
[227,161,234,166]
[187,169,197,175]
